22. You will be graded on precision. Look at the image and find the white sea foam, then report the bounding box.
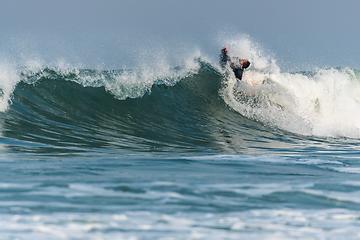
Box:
[1,209,360,240]
[331,167,360,174]
[182,154,344,166]
[221,36,360,138]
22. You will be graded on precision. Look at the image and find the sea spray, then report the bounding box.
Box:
[221,37,360,138]
[16,58,201,102]
[0,63,20,112]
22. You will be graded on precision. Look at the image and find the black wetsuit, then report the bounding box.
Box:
[220,49,244,81]
[230,62,244,81]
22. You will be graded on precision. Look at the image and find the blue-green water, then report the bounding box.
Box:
[1,57,360,239]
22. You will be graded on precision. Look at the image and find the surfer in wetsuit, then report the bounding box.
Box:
[220,47,250,81]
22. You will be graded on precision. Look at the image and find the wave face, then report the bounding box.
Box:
[2,62,231,154]
[1,55,360,155]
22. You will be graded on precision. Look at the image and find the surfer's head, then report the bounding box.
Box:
[240,59,250,69]
[222,47,228,54]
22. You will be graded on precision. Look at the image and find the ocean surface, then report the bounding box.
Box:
[1,41,360,239]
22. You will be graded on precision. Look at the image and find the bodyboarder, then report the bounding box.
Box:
[220,47,251,82]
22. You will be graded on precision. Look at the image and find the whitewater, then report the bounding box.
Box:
[1,37,360,239]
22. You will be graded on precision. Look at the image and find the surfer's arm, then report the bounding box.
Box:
[220,51,230,68]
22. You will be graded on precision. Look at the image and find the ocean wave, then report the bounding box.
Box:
[0,37,359,155]
[0,62,359,155]
[1,61,234,154]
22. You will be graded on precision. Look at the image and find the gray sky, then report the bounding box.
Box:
[0,0,359,70]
